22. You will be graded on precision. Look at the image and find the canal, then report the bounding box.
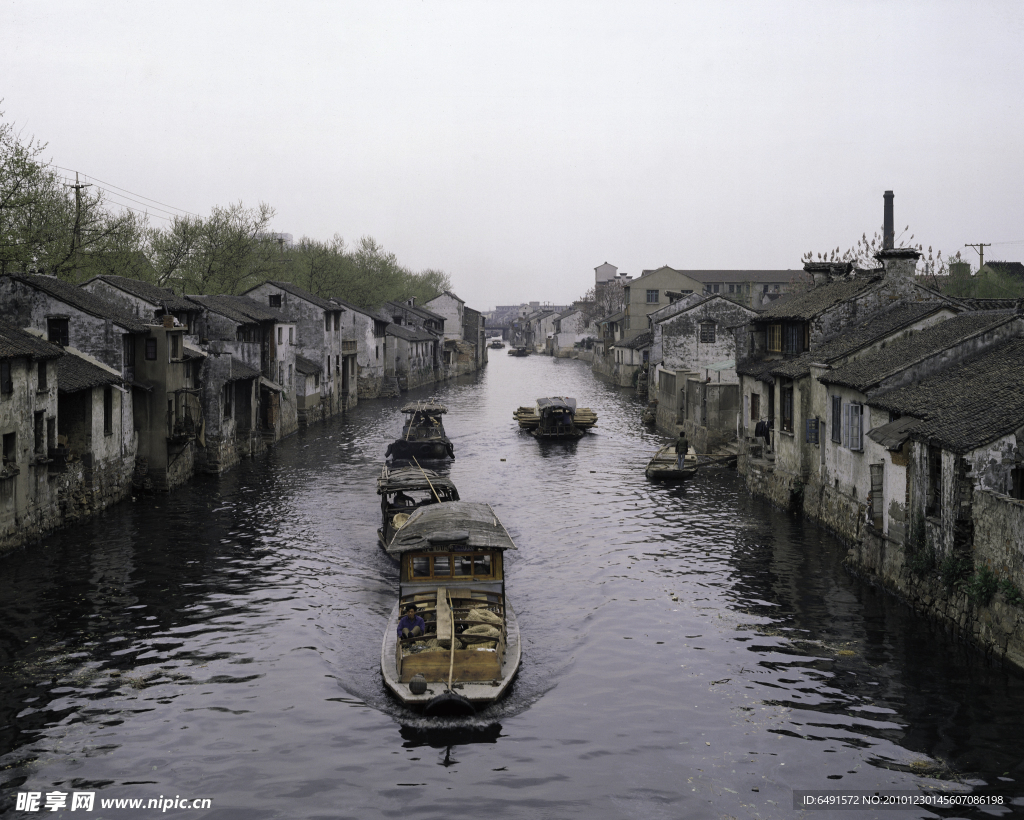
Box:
[2,353,1024,818]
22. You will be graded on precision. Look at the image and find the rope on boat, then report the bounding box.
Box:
[411,456,442,503]
[447,589,456,693]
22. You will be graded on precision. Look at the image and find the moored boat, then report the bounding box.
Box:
[507,346,529,356]
[376,463,460,549]
[386,402,455,461]
[488,339,505,349]
[380,501,521,716]
[513,397,598,440]
[645,443,698,481]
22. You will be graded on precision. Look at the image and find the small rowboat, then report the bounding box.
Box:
[513,397,597,439]
[645,443,698,481]
[386,402,454,461]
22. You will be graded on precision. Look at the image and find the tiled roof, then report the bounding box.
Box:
[621,330,653,350]
[252,280,337,312]
[769,301,951,381]
[386,323,437,342]
[819,310,1017,391]
[736,358,776,383]
[295,354,321,375]
[755,275,881,321]
[182,346,205,360]
[956,298,1023,311]
[681,269,809,285]
[331,295,389,322]
[226,358,261,383]
[189,294,288,325]
[57,350,121,393]
[868,336,1024,453]
[0,320,62,361]
[87,275,197,313]
[385,301,444,324]
[984,261,1024,281]
[7,274,152,333]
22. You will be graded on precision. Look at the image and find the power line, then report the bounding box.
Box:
[44,163,201,218]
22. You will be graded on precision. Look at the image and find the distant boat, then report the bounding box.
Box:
[507,346,529,356]
[386,402,455,461]
[376,463,460,550]
[645,443,698,481]
[512,397,597,440]
[380,502,521,716]
[488,339,505,349]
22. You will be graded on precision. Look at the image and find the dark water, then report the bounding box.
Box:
[3,354,1024,819]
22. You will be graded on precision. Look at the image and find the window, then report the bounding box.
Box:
[47,417,55,453]
[728,283,736,294]
[2,432,15,466]
[646,289,659,304]
[767,324,782,353]
[711,284,720,294]
[47,318,69,346]
[325,313,331,331]
[376,345,379,360]
[0,361,12,396]
[269,294,282,308]
[927,445,942,516]
[334,313,340,332]
[781,383,794,433]
[170,333,180,360]
[805,417,819,444]
[842,402,863,451]
[145,338,157,360]
[223,383,233,419]
[699,322,716,343]
[406,552,494,580]
[783,323,806,355]
[1011,467,1024,501]
[34,411,44,455]
[335,355,339,375]
[277,327,283,345]
[289,327,294,345]
[750,392,760,425]
[103,387,113,435]
[38,361,47,391]
[831,396,842,443]
[288,364,293,386]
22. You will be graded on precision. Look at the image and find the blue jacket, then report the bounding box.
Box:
[397,614,426,636]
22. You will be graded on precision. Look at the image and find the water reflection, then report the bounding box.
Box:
[2,356,1024,818]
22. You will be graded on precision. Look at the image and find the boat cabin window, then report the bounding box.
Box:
[406,551,495,580]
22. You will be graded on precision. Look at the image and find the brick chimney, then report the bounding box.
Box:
[883,190,895,250]
[876,247,920,279]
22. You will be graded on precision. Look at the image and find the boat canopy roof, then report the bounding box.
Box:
[400,402,447,415]
[386,501,517,555]
[377,465,459,496]
[536,396,577,412]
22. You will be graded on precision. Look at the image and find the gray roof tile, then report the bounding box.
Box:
[0,320,62,361]
[7,274,152,333]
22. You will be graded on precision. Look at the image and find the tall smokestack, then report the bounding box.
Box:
[883,190,894,249]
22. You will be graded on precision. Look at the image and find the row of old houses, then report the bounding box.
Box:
[0,274,486,552]
[588,211,1024,664]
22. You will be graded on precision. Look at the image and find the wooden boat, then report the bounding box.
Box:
[381,502,521,716]
[488,339,505,349]
[513,397,597,440]
[376,463,460,549]
[507,346,529,356]
[386,402,455,461]
[645,443,698,481]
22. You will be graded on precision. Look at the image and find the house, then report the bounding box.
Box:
[551,306,596,358]
[812,308,1023,543]
[424,291,465,343]
[83,275,201,336]
[189,294,298,446]
[0,274,148,486]
[622,267,706,341]
[683,269,809,308]
[650,294,759,450]
[735,250,960,514]
[462,305,487,372]
[244,280,353,417]
[607,331,653,388]
[386,323,440,391]
[55,347,134,514]
[0,321,63,552]
[331,297,389,399]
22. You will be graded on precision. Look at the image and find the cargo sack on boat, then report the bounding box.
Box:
[462,624,500,638]
[473,641,497,650]
[435,636,464,650]
[466,608,502,625]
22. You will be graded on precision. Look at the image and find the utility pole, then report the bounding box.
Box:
[965,242,990,271]
[65,172,91,281]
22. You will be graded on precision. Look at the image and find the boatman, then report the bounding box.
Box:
[397,604,426,639]
[675,429,689,470]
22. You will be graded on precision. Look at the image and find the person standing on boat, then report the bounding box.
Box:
[675,429,689,470]
[398,604,426,639]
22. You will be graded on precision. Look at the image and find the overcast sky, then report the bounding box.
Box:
[3,2,1022,310]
